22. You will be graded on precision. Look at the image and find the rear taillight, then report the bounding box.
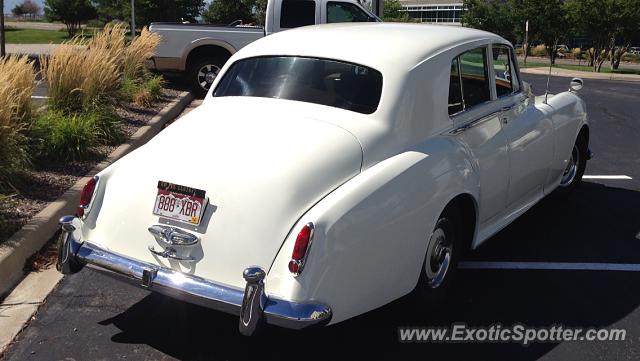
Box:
[76,176,98,218]
[288,222,314,276]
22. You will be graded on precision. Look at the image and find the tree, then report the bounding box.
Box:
[94,0,205,27]
[564,0,640,72]
[45,0,97,37]
[511,0,566,64]
[12,4,26,17]
[462,0,517,44]
[202,0,256,24]
[14,0,41,19]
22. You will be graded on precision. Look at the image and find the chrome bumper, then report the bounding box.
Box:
[57,216,332,335]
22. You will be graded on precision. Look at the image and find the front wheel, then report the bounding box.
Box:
[187,58,224,98]
[556,134,588,194]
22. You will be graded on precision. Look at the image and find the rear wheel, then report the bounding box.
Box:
[187,57,224,98]
[417,210,461,305]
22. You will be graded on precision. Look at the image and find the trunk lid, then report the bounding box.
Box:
[88,98,362,289]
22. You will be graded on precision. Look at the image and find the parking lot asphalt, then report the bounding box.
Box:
[2,74,639,361]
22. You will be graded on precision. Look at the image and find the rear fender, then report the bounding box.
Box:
[265,137,479,324]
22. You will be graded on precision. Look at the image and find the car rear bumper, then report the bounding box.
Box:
[57,216,331,335]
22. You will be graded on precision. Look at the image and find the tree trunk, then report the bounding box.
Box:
[0,0,6,57]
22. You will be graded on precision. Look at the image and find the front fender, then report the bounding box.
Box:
[265,138,479,324]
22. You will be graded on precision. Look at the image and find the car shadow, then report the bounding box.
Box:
[98,182,640,360]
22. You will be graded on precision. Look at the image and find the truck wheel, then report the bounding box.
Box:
[187,58,224,98]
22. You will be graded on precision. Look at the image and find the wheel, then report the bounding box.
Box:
[187,57,224,98]
[417,210,461,305]
[556,134,588,194]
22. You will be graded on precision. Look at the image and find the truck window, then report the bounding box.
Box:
[213,56,383,114]
[327,2,374,23]
[281,0,316,29]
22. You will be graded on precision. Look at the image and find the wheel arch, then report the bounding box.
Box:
[182,40,235,71]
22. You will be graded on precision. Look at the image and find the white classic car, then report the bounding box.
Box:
[58,23,591,335]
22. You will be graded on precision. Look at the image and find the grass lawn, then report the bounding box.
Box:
[4,28,94,44]
[519,61,640,75]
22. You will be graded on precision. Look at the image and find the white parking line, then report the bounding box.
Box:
[583,175,632,180]
[459,261,640,272]
[30,95,49,99]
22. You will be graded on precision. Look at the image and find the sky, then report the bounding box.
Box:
[4,0,45,15]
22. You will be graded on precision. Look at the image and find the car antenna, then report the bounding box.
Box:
[544,40,558,104]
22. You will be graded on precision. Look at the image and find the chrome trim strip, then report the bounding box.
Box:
[57,216,332,334]
[449,110,502,135]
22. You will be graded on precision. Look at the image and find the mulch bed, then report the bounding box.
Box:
[0,88,181,245]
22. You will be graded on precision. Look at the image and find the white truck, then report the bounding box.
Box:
[148,0,380,96]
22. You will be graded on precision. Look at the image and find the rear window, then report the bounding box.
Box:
[212,56,383,114]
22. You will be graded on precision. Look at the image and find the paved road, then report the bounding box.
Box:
[2,74,640,361]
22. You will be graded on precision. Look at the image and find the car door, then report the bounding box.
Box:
[449,46,510,226]
[491,44,554,207]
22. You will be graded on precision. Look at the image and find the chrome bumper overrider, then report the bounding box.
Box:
[57,216,332,335]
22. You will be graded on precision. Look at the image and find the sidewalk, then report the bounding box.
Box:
[520,66,640,82]
[6,44,60,56]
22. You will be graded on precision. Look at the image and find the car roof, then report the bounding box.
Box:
[235,23,508,73]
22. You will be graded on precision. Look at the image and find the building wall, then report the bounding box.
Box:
[399,0,465,25]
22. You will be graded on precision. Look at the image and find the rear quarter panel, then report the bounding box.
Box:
[265,138,480,324]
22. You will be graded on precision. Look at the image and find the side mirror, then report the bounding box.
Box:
[569,78,583,92]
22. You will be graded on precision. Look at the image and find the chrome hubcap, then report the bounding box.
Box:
[197,64,221,91]
[560,144,580,187]
[425,227,452,289]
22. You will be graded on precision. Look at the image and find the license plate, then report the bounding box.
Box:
[153,181,206,225]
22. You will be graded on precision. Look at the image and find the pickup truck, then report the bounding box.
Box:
[148,0,380,96]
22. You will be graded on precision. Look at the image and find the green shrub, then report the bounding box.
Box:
[121,74,165,107]
[31,110,99,161]
[531,44,548,57]
[622,53,640,63]
[83,103,124,145]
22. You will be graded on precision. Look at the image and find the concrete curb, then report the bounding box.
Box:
[520,67,640,82]
[0,91,194,298]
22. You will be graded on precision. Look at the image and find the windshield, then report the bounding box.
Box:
[212,56,383,114]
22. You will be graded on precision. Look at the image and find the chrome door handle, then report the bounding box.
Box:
[148,245,195,261]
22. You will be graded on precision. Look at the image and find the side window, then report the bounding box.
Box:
[492,45,519,97]
[281,0,316,29]
[448,57,463,115]
[327,2,374,23]
[459,47,491,108]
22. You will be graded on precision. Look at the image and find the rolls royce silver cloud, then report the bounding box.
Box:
[58,23,591,335]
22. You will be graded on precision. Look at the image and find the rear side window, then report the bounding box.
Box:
[327,2,374,23]
[281,0,316,28]
[459,47,490,108]
[448,46,491,115]
[448,57,463,115]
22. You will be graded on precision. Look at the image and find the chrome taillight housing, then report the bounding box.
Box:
[288,222,314,276]
[76,176,99,218]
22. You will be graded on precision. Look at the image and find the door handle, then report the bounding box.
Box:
[501,105,514,112]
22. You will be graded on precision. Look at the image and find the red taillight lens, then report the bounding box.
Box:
[288,223,314,275]
[76,177,98,218]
